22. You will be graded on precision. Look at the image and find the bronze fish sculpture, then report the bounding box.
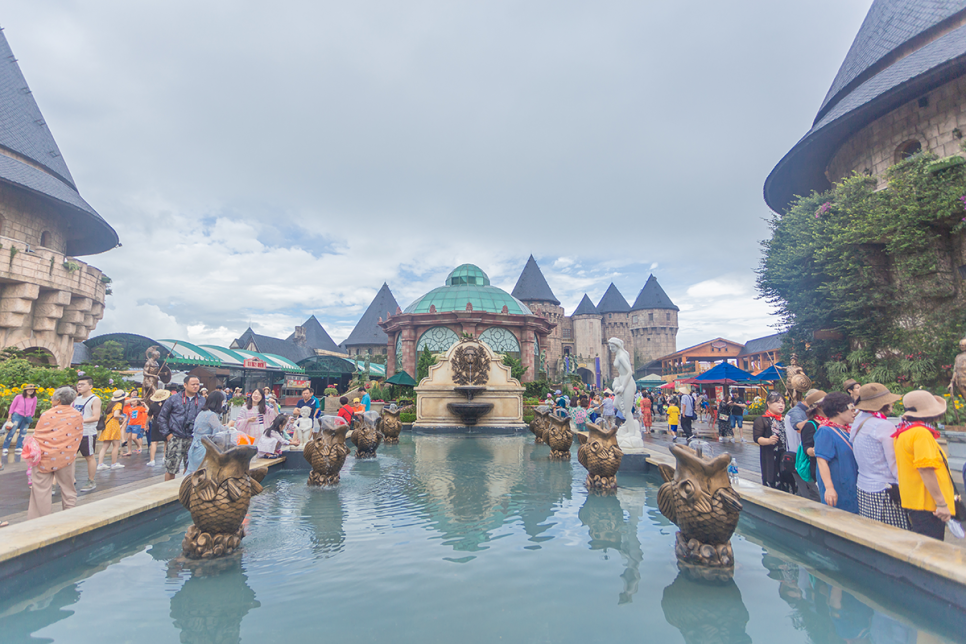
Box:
[304,416,351,486]
[546,412,573,460]
[379,407,402,444]
[179,438,267,559]
[657,444,742,576]
[576,421,622,490]
[530,407,550,444]
[350,411,383,459]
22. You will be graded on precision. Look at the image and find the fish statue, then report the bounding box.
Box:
[546,412,573,460]
[350,410,383,459]
[657,444,742,577]
[303,416,351,486]
[530,406,550,444]
[179,437,267,559]
[576,421,622,490]
[379,406,402,444]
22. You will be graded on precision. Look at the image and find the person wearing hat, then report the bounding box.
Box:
[351,397,365,415]
[2,383,37,456]
[96,390,128,471]
[893,390,959,540]
[843,379,861,404]
[796,389,827,502]
[814,392,860,514]
[146,389,171,467]
[852,383,909,529]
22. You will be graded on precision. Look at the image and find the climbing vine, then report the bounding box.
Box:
[758,152,966,390]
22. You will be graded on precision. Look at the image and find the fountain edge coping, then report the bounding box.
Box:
[0,456,286,565]
[635,444,966,589]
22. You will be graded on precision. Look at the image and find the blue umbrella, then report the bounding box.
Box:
[751,363,784,382]
[694,362,755,383]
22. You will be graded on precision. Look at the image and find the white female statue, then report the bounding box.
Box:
[609,337,644,449]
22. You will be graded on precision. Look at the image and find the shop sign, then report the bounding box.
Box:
[243,358,267,369]
[286,376,310,389]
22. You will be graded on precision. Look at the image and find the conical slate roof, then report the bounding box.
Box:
[572,294,598,316]
[631,275,678,311]
[235,327,314,363]
[0,30,117,255]
[765,0,966,212]
[342,284,400,347]
[596,284,630,314]
[286,315,341,353]
[511,255,559,305]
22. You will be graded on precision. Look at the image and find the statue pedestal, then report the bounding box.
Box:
[617,418,644,449]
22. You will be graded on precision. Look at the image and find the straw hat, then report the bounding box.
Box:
[901,390,947,419]
[150,389,171,403]
[22,383,37,390]
[111,390,127,401]
[855,383,900,412]
[843,379,860,393]
[804,389,827,406]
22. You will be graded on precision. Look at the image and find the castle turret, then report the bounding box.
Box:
[511,255,563,378]
[597,284,632,380]
[630,275,678,367]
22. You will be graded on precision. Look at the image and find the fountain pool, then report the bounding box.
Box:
[0,435,960,643]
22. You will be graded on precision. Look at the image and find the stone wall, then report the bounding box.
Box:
[0,182,71,254]
[827,75,966,185]
[0,234,107,367]
[600,312,632,380]
[526,301,564,378]
[630,308,678,368]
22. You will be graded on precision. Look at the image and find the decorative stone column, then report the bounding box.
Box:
[386,332,397,377]
[401,327,416,379]
[520,330,535,383]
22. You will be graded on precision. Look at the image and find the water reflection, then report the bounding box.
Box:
[661,572,751,644]
[167,554,259,644]
[411,436,572,553]
[762,553,918,644]
[300,488,346,558]
[0,583,80,643]
[578,487,646,604]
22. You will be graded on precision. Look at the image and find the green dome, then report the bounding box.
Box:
[446,264,490,286]
[404,265,532,315]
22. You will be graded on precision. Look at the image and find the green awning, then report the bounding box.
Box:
[386,370,418,387]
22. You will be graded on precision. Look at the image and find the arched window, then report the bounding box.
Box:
[416,326,459,353]
[0,214,5,237]
[395,335,403,371]
[895,139,922,163]
[40,231,51,248]
[479,327,521,358]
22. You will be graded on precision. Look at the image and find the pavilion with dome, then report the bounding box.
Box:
[379,264,554,382]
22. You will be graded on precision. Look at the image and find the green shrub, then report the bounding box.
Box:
[400,412,416,423]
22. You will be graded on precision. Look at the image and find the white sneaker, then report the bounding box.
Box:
[14,448,22,454]
[96,463,109,471]
[146,460,155,466]
[2,448,7,455]
[111,462,125,469]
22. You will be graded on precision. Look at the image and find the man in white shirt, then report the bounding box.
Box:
[73,376,101,493]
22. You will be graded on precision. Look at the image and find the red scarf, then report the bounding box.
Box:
[763,411,783,421]
[821,419,851,432]
[811,414,828,426]
[891,420,939,439]
[870,411,887,420]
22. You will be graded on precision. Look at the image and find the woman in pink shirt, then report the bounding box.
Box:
[4,383,38,456]
[234,389,278,439]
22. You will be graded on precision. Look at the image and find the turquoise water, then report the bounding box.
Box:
[0,435,958,643]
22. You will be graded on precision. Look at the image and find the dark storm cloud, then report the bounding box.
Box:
[0,1,873,346]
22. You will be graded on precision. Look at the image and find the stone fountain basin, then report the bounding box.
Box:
[452,385,487,400]
[446,402,494,426]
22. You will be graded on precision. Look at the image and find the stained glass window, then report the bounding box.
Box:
[479,327,520,358]
[395,334,402,371]
[416,326,459,353]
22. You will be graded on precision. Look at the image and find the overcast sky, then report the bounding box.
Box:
[2,1,873,350]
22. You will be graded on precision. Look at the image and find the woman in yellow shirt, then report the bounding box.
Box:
[667,400,681,436]
[893,390,958,540]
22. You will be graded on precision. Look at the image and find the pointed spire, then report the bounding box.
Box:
[631,275,679,311]
[342,283,401,347]
[572,294,598,316]
[511,255,559,305]
[596,283,630,314]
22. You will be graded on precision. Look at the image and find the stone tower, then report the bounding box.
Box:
[596,284,632,381]
[629,275,679,367]
[571,294,601,379]
[511,255,564,378]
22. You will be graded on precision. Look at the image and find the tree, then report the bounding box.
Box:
[416,347,437,382]
[89,340,129,371]
[502,354,528,382]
